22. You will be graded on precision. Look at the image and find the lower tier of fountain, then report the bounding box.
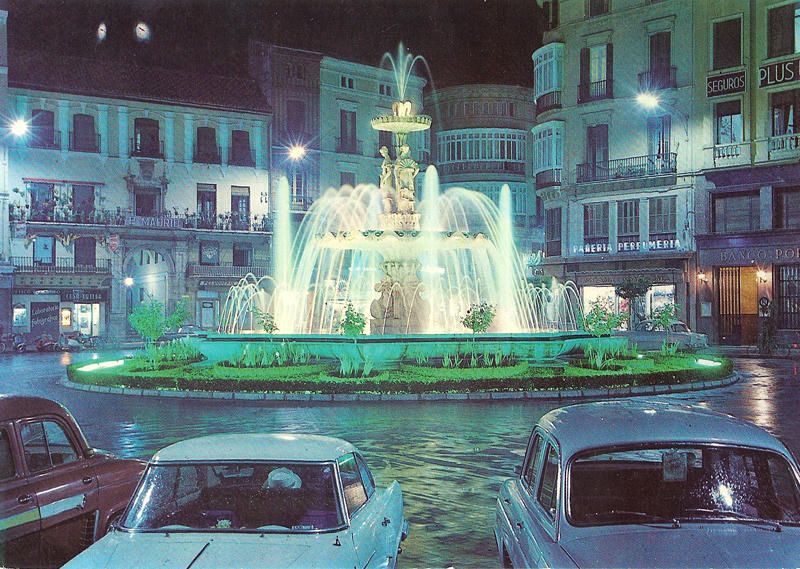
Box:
[190,331,601,371]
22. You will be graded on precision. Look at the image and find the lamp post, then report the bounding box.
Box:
[124,277,134,335]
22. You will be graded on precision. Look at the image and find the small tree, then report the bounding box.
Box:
[128,298,189,369]
[581,299,628,369]
[339,302,366,338]
[615,276,652,329]
[253,307,278,334]
[652,302,680,354]
[461,302,496,334]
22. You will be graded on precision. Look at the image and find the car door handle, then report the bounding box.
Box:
[503,498,511,504]
[515,521,524,529]
[82,476,93,484]
[18,494,33,504]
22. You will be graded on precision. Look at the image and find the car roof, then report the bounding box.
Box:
[0,395,72,422]
[151,433,360,463]
[537,400,790,458]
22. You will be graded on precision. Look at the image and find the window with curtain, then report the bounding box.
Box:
[195,127,219,163]
[768,3,800,58]
[231,130,253,165]
[716,100,743,144]
[30,109,56,148]
[133,118,160,156]
[545,208,562,257]
[617,200,639,245]
[584,202,609,252]
[649,196,677,239]
[771,90,800,137]
[71,114,97,152]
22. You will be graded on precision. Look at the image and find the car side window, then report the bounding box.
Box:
[0,428,16,480]
[338,453,368,515]
[21,420,79,473]
[355,454,375,498]
[537,444,560,521]
[522,434,544,489]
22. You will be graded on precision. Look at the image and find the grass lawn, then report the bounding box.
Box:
[67,354,733,394]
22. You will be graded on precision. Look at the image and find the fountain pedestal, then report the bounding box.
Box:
[370,259,428,334]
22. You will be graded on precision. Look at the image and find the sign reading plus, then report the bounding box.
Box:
[759,58,800,88]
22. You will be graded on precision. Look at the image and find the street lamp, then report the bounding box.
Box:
[123,276,134,288]
[288,144,306,161]
[9,119,28,138]
[635,92,660,110]
[635,91,689,138]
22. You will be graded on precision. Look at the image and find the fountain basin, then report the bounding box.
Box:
[371,114,432,134]
[191,331,604,371]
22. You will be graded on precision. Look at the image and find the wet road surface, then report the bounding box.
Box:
[0,352,798,567]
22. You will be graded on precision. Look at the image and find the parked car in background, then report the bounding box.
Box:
[495,400,800,568]
[617,319,708,350]
[65,433,409,569]
[0,396,145,568]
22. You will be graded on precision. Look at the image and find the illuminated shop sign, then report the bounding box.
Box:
[759,57,800,88]
[707,70,746,97]
[572,239,681,255]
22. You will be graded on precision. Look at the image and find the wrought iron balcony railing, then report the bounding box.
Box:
[69,131,100,153]
[437,160,525,176]
[12,256,112,273]
[186,262,272,278]
[535,168,562,189]
[578,80,612,103]
[576,152,677,183]
[637,67,677,91]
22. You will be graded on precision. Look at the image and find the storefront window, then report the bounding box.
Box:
[777,265,800,329]
[12,305,27,328]
[647,285,676,317]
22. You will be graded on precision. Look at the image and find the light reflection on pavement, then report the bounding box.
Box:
[0,353,797,567]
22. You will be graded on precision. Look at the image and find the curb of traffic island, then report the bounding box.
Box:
[60,372,741,403]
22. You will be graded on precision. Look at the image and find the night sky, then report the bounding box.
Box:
[8,0,543,89]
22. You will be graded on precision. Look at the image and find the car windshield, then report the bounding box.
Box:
[122,462,344,532]
[570,445,800,526]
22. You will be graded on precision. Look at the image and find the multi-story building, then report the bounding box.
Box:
[534,0,698,324]
[425,84,541,253]
[3,44,272,340]
[249,42,428,215]
[693,1,800,345]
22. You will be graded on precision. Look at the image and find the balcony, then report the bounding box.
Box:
[768,133,800,160]
[336,138,363,155]
[130,139,165,159]
[637,67,677,91]
[194,144,221,164]
[289,195,313,211]
[9,206,273,233]
[12,257,111,274]
[437,160,525,177]
[535,91,562,114]
[69,131,100,153]
[229,147,255,167]
[28,130,61,150]
[706,141,751,168]
[186,262,272,279]
[578,80,611,103]
[576,152,677,183]
[535,168,562,189]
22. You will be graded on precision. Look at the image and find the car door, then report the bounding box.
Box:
[19,417,100,564]
[0,423,42,568]
[513,437,564,568]
[505,431,545,568]
[338,452,391,568]
[356,453,403,565]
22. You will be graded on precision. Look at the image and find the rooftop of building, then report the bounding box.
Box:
[9,49,271,115]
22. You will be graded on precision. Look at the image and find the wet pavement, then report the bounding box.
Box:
[1,352,799,567]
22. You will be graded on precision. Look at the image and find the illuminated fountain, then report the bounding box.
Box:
[219,45,582,338]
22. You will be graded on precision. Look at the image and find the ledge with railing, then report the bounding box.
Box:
[11,256,112,273]
[228,147,255,167]
[130,139,165,159]
[28,130,62,150]
[578,80,612,103]
[69,131,100,153]
[186,262,272,278]
[637,66,677,91]
[9,206,273,233]
[706,141,751,168]
[289,195,314,211]
[437,160,525,177]
[535,168,562,189]
[576,152,677,183]
[535,90,562,114]
[336,138,363,155]
[768,133,800,159]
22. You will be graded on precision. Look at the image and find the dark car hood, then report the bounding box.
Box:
[561,524,800,568]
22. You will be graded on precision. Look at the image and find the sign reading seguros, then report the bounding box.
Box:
[707,70,746,97]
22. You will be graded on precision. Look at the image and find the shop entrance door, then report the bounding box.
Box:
[717,266,758,345]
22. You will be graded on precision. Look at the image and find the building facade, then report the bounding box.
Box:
[534,0,699,325]
[249,42,428,216]
[693,0,800,345]
[3,46,272,340]
[425,84,541,253]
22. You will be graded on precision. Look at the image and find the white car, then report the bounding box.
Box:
[64,433,408,569]
[617,319,709,350]
[495,400,800,568]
